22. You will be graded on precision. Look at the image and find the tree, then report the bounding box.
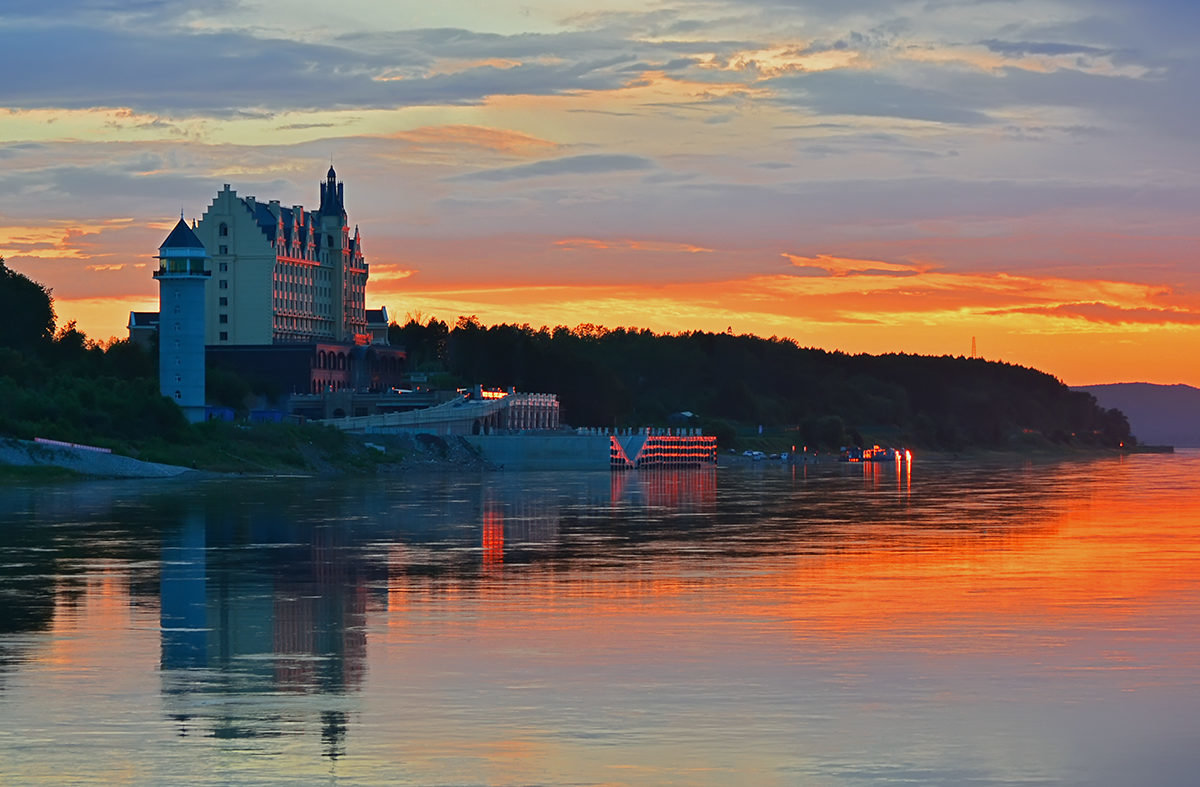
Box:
[0,258,56,354]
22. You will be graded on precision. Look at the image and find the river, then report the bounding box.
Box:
[1,453,1198,785]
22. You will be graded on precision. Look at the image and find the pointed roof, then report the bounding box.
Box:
[159,218,206,251]
[327,164,337,179]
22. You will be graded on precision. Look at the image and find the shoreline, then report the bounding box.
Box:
[0,437,203,480]
[1,432,1180,481]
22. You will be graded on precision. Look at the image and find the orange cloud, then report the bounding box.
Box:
[85,263,144,272]
[426,57,525,76]
[991,302,1200,326]
[0,219,135,260]
[381,125,559,155]
[368,265,418,283]
[784,252,927,277]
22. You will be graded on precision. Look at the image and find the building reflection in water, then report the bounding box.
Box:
[474,469,717,569]
[159,504,365,754]
[610,468,717,512]
[155,470,721,750]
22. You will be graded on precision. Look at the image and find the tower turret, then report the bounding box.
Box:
[319,165,346,218]
[154,217,210,423]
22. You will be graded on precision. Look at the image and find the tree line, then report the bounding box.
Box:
[391,316,1133,451]
[0,258,186,446]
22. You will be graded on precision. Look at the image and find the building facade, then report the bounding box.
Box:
[192,166,368,346]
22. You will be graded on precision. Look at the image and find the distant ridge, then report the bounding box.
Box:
[1073,383,1200,447]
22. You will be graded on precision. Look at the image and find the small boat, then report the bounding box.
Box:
[840,445,912,463]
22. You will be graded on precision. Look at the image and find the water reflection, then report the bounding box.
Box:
[158,507,367,747]
[0,457,1198,785]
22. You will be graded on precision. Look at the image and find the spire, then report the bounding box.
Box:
[319,164,346,218]
[160,217,206,252]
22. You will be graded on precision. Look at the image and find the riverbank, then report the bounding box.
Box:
[0,437,200,479]
[0,430,493,480]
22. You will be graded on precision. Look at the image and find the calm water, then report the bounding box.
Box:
[1,454,1199,785]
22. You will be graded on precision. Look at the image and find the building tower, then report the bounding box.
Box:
[154,218,211,423]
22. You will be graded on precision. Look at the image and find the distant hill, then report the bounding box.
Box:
[1073,383,1200,447]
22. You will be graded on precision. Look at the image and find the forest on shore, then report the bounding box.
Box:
[0,258,1132,461]
[392,316,1133,452]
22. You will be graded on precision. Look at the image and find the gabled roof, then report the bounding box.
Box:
[160,218,206,251]
[247,200,279,243]
[128,311,159,328]
[244,201,317,249]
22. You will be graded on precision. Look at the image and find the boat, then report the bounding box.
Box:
[839,445,912,463]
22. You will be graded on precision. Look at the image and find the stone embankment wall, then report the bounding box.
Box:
[0,438,194,478]
[463,435,611,471]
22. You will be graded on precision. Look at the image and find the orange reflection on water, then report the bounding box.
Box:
[43,562,140,671]
[483,507,505,567]
[378,459,1200,686]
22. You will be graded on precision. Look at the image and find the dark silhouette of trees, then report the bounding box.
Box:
[0,260,187,445]
[0,257,56,355]
[389,317,1132,450]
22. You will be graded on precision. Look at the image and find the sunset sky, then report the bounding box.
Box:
[2,0,1197,385]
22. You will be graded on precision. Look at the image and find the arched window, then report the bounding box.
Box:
[219,223,228,237]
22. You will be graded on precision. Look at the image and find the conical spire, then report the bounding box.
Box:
[160,218,205,251]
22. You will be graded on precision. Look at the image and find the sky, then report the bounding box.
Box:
[1,0,1197,386]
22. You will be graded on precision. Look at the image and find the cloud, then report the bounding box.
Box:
[556,238,713,254]
[276,122,340,131]
[981,40,1112,58]
[0,26,643,114]
[988,302,1200,326]
[451,153,653,182]
[766,69,995,125]
[383,125,558,155]
[366,265,417,283]
[783,253,925,277]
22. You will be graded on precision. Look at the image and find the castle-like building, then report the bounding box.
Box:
[195,166,368,345]
[133,167,405,401]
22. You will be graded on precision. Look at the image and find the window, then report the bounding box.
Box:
[219,280,228,289]
[219,223,228,237]
[219,296,227,306]
[175,390,181,400]
[219,331,228,341]
[219,314,228,324]
[219,260,228,269]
